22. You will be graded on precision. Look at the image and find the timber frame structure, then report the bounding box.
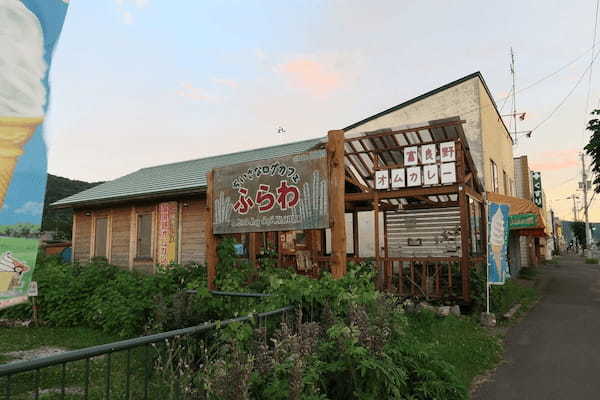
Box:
[206,119,486,302]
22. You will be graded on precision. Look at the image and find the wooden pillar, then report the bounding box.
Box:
[352,211,359,258]
[327,130,347,278]
[457,140,471,302]
[249,232,257,268]
[206,170,218,290]
[72,212,77,263]
[374,197,382,288]
[384,211,391,290]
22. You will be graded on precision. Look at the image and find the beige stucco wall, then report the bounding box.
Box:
[344,77,485,180]
[479,81,515,195]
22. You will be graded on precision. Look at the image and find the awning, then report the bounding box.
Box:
[486,192,548,236]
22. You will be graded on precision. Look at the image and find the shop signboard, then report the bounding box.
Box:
[157,201,178,265]
[375,142,457,190]
[213,150,329,234]
[531,171,543,208]
[487,202,510,285]
[509,213,537,229]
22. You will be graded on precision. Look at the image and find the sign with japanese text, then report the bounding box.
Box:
[509,213,537,229]
[213,150,329,234]
[157,201,178,265]
[531,171,543,208]
[376,141,457,191]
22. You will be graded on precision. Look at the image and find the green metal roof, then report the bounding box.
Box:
[52,137,325,208]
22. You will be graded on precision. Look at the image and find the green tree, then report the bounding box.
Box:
[585,110,600,193]
[571,221,587,249]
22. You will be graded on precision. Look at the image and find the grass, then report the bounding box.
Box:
[518,267,538,280]
[0,326,179,399]
[405,312,502,388]
[585,258,599,264]
[490,279,539,318]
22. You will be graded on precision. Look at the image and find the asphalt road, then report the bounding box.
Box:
[472,257,600,400]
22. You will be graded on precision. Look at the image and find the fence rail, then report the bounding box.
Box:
[1,304,293,400]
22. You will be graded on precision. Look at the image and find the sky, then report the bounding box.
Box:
[40,0,600,222]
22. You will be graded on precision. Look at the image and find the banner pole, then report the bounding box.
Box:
[485,197,490,315]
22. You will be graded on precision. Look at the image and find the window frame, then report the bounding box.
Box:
[490,159,499,193]
[93,216,110,259]
[136,213,154,260]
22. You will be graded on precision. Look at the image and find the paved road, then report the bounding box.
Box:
[473,257,600,400]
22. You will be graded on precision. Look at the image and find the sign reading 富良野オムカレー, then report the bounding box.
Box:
[212,150,329,234]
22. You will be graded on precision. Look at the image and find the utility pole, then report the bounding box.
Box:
[511,47,518,144]
[581,153,593,253]
[567,194,579,221]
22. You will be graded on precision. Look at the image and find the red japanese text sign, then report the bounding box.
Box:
[212,150,329,234]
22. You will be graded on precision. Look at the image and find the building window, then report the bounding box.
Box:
[137,214,153,258]
[94,217,108,258]
[503,170,508,195]
[491,160,499,192]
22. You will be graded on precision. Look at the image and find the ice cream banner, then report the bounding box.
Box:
[0,0,69,309]
[487,202,510,285]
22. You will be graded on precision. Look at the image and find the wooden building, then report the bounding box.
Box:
[53,72,515,301]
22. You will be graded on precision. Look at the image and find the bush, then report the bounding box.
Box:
[0,254,206,337]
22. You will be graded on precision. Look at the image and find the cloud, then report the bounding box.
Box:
[177,82,215,102]
[277,57,342,98]
[122,11,133,25]
[212,77,238,89]
[15,202,43,216]
[529,149,578,171]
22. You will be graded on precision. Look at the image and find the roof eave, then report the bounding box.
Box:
[50,187,207,209]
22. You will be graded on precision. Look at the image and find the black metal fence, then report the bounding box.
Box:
[0,299,292,400]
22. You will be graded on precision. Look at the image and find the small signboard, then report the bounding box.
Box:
[375,170,389,189]
[487,202,510,285]
[157,201,178,265]
[213,150,329,234]
[28,281,38,297]
[531,171,543,208]
[509,213,537,229]
[391,168,406,188]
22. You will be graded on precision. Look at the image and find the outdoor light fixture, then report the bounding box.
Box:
[182,202,189,207]
[84,211,91,216]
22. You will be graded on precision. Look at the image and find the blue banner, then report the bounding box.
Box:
[487,202,510,285]
[0,0,69,309]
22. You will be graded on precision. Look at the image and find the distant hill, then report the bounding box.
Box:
[41,174,104,239]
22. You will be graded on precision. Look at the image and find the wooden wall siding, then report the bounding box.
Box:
[180,199,206,264]
[385,207,461,258]
[74,211,92,262]
[110,206,131,268]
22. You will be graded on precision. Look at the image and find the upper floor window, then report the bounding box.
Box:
[503,170,508,195]
[491,160,499,192]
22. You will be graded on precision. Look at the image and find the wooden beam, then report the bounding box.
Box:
[328,130,347,278]
[206,170,218,290]
[345,185,458,202]
[402,201,459,210]
[345,175,369,192]
[463,184,483,202]
[344,120,465,143]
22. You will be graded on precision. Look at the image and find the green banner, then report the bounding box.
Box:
[509,213,537,229]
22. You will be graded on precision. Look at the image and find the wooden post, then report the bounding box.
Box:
[249,232,257,268]
[374,197,382,289]
[352,211,359,258]
[457,140,471,302]
[384,211,391,290]
[327,130,347,278]
[206,170,218,290]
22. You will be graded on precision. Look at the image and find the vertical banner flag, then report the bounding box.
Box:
[487,202,510,284]
[0,0,69,309]
[157,201,178,266]
[531,171,543,208]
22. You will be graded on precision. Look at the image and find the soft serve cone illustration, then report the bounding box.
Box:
[490,208,505,279]
[0,0,47,207]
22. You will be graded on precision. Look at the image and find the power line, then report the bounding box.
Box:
[580,0,600,148]
[532,46,600,132]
